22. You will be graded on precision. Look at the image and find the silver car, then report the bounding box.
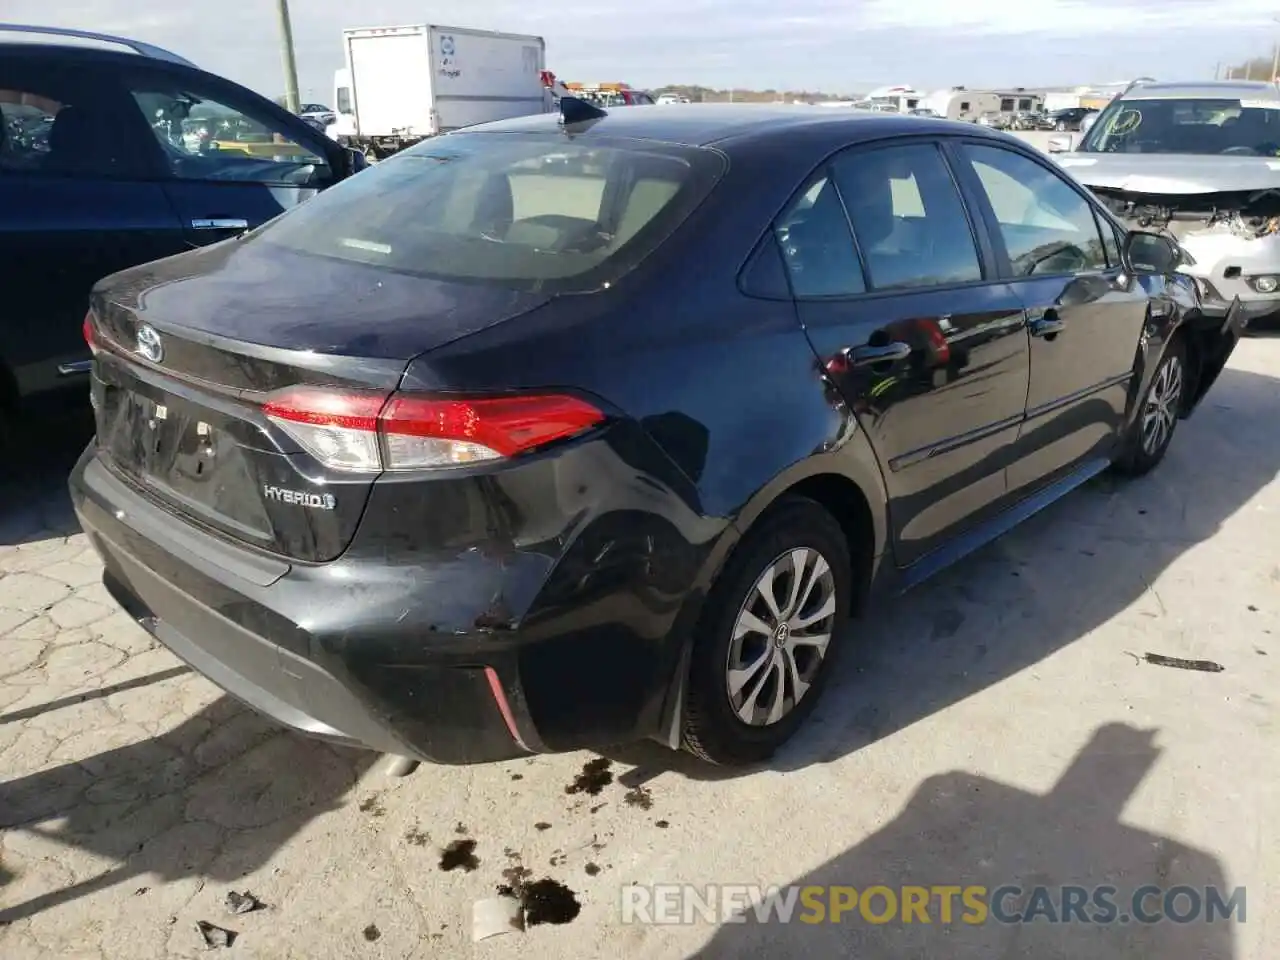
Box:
[1055,79,1280,322]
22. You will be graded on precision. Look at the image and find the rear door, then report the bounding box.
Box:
[116,64,345,248]
[789,139,1032,567]
[951,141,1149,496]
[0,55,182,406]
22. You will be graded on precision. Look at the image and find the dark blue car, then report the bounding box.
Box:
[0,25,362,430]
[68,93,1242,768]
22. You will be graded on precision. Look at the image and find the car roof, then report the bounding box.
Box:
[453,102,1011,149]
[0,40,195,70]
[1122,79,1280,101]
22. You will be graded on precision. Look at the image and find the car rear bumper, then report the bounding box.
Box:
[70,436,721,764]
[73,449,550,764]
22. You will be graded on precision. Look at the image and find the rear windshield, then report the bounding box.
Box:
[1080,97,1280,156]
[253,132,726,292]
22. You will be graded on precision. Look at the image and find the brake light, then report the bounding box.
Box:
[83,310,98,355]
[262,388,605,473]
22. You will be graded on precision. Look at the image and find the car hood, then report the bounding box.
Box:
[94,236,552,361]
[1055,152,1280,194]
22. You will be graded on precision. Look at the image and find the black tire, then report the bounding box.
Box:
[1112,336,1186,477]
[681,496,854,766]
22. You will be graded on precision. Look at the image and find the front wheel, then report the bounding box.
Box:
[1112,337,1186,476]
[681,497,854,766]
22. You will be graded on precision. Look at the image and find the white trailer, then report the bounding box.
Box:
[920,87,1044,122]
[331,24,549,157]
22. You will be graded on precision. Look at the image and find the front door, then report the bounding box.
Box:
[951,141,1149,495]
[117,69,340,249]
[0,59,182,406]
[785,140,1031,567]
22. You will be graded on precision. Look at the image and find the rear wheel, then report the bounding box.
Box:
[681,497,854,766]
[1112,336,1186,476]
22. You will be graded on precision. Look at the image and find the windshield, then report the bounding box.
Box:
[253,132,726,293]
[1079,97,1280,156]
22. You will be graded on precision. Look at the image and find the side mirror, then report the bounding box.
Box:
[1122,230,1181,275]
[1046,135,1071,153]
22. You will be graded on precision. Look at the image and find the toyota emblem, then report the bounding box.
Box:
[135,324,164,364]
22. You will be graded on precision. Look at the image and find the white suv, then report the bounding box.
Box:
[1057,79,1280,323]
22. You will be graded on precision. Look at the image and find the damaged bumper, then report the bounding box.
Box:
[1167,224,1280,321]
[1087,181,1280,322]
[69,449,539,765]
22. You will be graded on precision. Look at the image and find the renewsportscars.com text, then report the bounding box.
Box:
[621,884,1247,925]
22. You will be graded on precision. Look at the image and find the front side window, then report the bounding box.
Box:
[336,87,353,114]
[1080,97,1280,156]
[127,83,327,185]
[961,144,1107,277]
[252,132,725,292]
[1097,210,1123,267]
[831,142,982,291]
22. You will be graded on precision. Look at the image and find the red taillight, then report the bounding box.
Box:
[262,388,604,473]
[917,319,950,364]
[83,310,98,355]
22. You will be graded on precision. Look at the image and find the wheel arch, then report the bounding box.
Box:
[654,449,890,749]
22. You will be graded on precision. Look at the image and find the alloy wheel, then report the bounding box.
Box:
[725,547,837,727]
[1141,354,1183,456]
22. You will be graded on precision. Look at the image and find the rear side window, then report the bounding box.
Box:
[254,132,725,292]
[0,65,145,179]
[831,142,982,291]
[774,174,866,298]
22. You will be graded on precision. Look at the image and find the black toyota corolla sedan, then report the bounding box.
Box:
[70,102,1244,767]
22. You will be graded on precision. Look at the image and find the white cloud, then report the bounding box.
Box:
[859,0,1280,33]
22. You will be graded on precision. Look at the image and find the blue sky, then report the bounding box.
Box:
[4,0,1278,100]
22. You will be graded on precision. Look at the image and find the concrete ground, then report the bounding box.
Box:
[2,338,1278,959]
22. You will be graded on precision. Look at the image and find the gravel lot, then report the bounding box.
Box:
[2,338,1278,959]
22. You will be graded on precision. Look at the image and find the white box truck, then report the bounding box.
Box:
[330,24,550,157]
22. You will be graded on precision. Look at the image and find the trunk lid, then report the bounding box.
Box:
[88,239,550,563]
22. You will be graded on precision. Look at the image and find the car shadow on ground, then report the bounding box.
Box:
[687,722,1238,958]
[0,409,94,548]
[0,695,375,924]
[606,364,1280,783]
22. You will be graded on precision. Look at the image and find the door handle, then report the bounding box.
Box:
[1027,309,1065,339]
[844,341,912,366]
[191,218,249,231]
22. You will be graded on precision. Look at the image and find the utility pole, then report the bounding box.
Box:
[1272,41,1280,82]
[275,0,301,114]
